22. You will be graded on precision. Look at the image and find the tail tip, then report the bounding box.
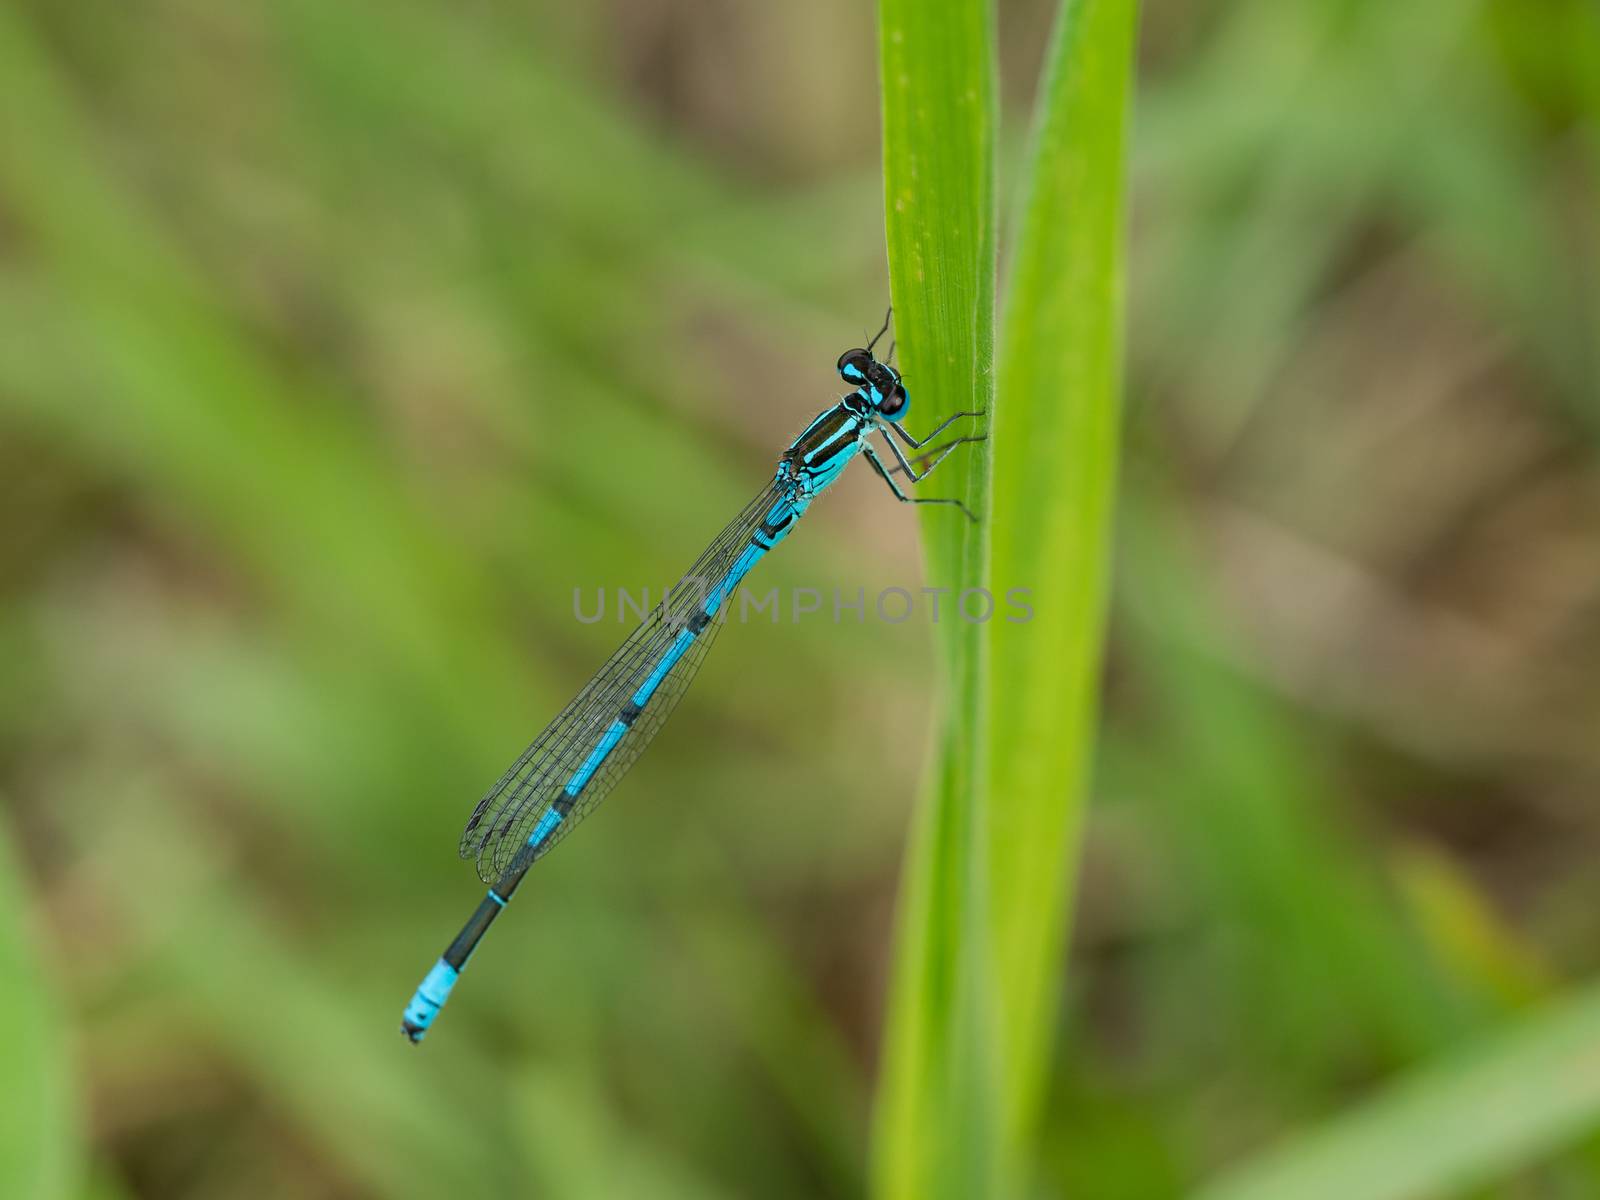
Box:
[401,958,459,1046]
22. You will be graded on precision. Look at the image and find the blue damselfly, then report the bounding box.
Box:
[402,315,984,1042]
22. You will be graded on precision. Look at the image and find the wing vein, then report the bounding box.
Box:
[458,477,786,880]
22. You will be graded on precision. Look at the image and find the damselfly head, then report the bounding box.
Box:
[837,347,874,386]
[837,349,910,422]
[875,380,910,421]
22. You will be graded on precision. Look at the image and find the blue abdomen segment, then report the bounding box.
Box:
[401,957,460,1043]
[631,627,697,709]
[563,718,630,797]
[554,533,779,809]
[526,805,565,848]
[704,542,766,613]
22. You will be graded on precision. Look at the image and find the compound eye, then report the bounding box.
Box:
[877,384,908,418]
[837,348,873,384]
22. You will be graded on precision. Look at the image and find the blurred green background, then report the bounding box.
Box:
[2,0,1598,1197]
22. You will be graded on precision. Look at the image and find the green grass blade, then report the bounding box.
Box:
[873,0,1137,1190]
[1194,981,1600,1200]
[870,0,999,1198]
[988,0,1139,1164]
[878,0,998,595]
[0,817,80,1200]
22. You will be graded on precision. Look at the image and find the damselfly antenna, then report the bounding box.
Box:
[865,306,892,357]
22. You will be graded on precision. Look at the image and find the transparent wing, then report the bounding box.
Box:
[459,479,783,881]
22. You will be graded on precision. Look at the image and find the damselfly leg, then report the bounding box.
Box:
[862,441,979,523]
[883,432,988,480]
[890,409,987,449]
